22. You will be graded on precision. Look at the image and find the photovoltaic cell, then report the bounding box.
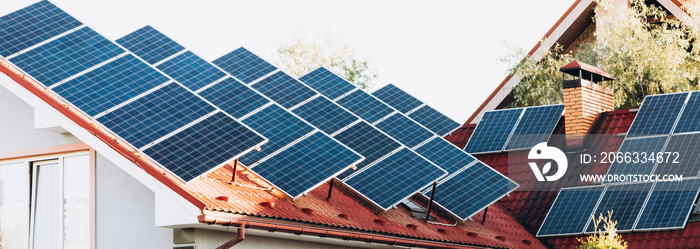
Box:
[52,54,169,116]
[408,105,460,136]
[0,1,82,57]
[96,83,215,148]
[251,71,317,109]
[344,148,446,209]
[635,179,700,230]
[586,182,653,232]
[652,133,700,178]
[115,25,184,64]
[414,138,476,174]
[426,162,518,220]
[334,122,402,180]
[251,132,363,198]
[505,105,564,150]
[537,186,605,237]
[627,92,688,138]
[9,27,124,86]
[156,51,227,91]
[292,97,358,135]
[604,136,668,183]
[673,91,700,134]
[239,105,315,167]
[375,114,433,148]
[143,112,266,182]
[212,47,277,84]
[299,67,355,100]
[372,84,423,113]
[197,77,270,119]
[464,109,523,154]
[336,90,395,124]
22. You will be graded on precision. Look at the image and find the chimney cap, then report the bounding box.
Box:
[560,60,615,82]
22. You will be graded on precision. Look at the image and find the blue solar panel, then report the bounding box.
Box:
[506,105,564,150]
[586,182,653,232]
[251,132,362,198]
[115,25,184,64]
[627,92,688,137]
[300,67,355,100]
[0,1,82,57]
[251,71,317,109]
[408,105,460,136]
[213,47,277,84]
[372,84,423,113]
[143,112,266,182]
[52,54,169,116]
[375,114,433,148]
[198,77,270,119]
[333,122,402,180]
[537,186,606,237]
[673,91,700,134]
[336,90,395,124]
[464,109,523,154]
[604,136,668,183]
[635,179,700,230]
[239,105,315,167]
[344,148,446,209]
[292,97,358,135]
[414,137,476,174]
[9,27,124,86]
[96,83,215,149]
[652,133,700,177]
[426,162,518,220]
[156,51,227,91]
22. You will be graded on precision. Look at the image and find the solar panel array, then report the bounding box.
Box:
[116,26,363,199]
[298,67,519,219]
[0,2,267,183]
[538,179,700,237]
[465,105,564,154]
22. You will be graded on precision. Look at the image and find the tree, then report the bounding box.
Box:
[503,0,700,109]
[577,211,628,249]
[275,30,378,90]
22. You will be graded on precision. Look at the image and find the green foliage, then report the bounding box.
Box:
[577,211,628,249]
[275,30,378,90]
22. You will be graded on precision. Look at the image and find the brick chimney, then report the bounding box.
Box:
[560,61,614,139]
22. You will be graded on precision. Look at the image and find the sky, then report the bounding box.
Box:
[1,0,575,124]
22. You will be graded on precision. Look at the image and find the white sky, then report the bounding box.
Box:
[1,0,574,124]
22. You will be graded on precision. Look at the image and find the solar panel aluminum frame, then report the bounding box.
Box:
[626,91,690,138]
[0,6,269,184]
[464,108,525,155]
[582,181,654,234]
[632,178,700,232]
[340,145,405,181]
[536,185,609,237]
[503,104,565,152]
[602,134,671,183]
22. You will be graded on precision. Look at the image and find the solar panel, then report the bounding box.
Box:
[673,91,700,134]
[52,54,170,116]
[627,92,688,138]
[408,105,460,136]
[635,179,700,231]
[652,133,700,178]
[333,122,402,180]
[251,132,363,198]
[299,67,355,100]
[292,97,359,135]
[143,112,266,182]
[375,114,434,148]
[537,185,606,237]
[425,162,519,220]
[115,25,184,64]
[464,108,523,154]
[0,1,82,57]
[604,136,669,183]
[372,84,423,113]
[336,90,395,124]
[156,51,227,91]
[212,47,277,84]
[96,83,216,149]
[505,105,564,151]
[586,182,653,233]
[251,71,317,109]
[414,137,476,174]
[198,77,271,119]
[9,27,124,86]
[344,148,447,210]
